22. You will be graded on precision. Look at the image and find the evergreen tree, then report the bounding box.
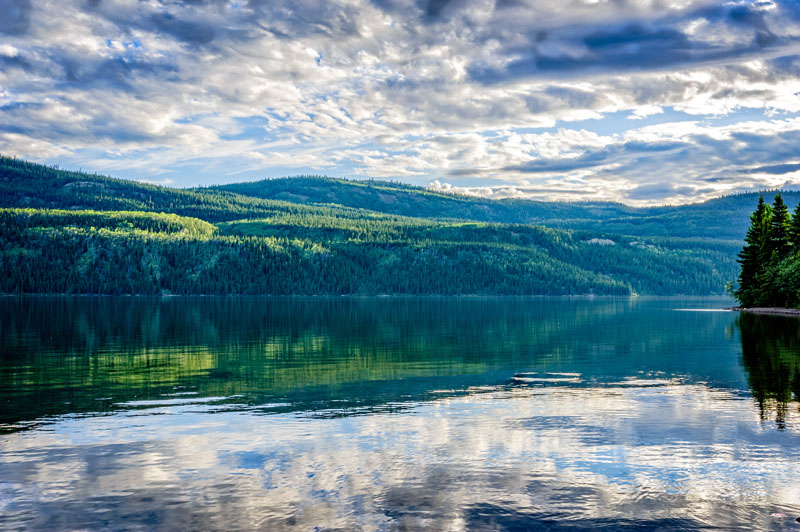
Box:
[790,202,800,249]
[769,193,791,261]
[736,196,771,307]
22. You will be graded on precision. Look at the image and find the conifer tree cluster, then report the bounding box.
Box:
[736,193,800,307]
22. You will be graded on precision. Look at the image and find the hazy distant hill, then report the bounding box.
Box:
[0,156,767,295]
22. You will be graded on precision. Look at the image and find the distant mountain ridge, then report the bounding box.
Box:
[211,176,644,223]
[2,156,796,241]
[212,176,800,241]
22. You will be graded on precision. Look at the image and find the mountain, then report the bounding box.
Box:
[0,156,756,296]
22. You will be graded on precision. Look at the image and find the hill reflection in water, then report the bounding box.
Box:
[1,296,746,430]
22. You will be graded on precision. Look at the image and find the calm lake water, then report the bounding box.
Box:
[1,297,799,531]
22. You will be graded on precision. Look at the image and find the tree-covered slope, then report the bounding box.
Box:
[0,156,332,223]
[0,208,624,295]
[212,174,800,241]
[221,215,735,296]
[0,156,746,295]
[0,205,736,295]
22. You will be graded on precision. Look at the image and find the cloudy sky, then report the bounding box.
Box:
[2,0,800,204]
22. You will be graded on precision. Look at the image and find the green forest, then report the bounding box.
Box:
[0,155,778,296]
[735,194,800,308]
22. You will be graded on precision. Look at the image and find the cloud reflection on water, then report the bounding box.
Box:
[1,383,799,531]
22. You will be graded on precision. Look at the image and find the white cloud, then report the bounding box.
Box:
[629,105,664,119]
[1,0,800,200]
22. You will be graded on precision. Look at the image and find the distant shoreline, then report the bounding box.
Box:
[730,306,800,316]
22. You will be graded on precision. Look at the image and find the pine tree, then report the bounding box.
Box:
[790,202,800,250]
[736,196,771,307]
[769,193,791,261]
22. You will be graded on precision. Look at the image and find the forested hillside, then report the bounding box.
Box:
[214,175,800,241]
[213,177,641,224]
[0,157,318,223]
[4,156,795,241]
[0,156,749,295]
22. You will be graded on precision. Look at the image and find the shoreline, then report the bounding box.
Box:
[0,293,734,301]
[729,306,800,316]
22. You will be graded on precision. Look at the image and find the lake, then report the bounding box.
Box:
[1,297,799,531]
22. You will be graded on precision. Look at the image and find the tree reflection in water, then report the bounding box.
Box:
[739,313,800,429]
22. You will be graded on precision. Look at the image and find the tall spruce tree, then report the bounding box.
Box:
[736,196,771,307]
[790,202,800,249]
[769,193,792,261]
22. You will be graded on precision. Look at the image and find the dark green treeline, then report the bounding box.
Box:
[735,193,800,307]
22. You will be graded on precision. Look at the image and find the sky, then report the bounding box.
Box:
[1,0,800,204]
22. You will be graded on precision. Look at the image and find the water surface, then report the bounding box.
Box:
[1,297,799,531]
